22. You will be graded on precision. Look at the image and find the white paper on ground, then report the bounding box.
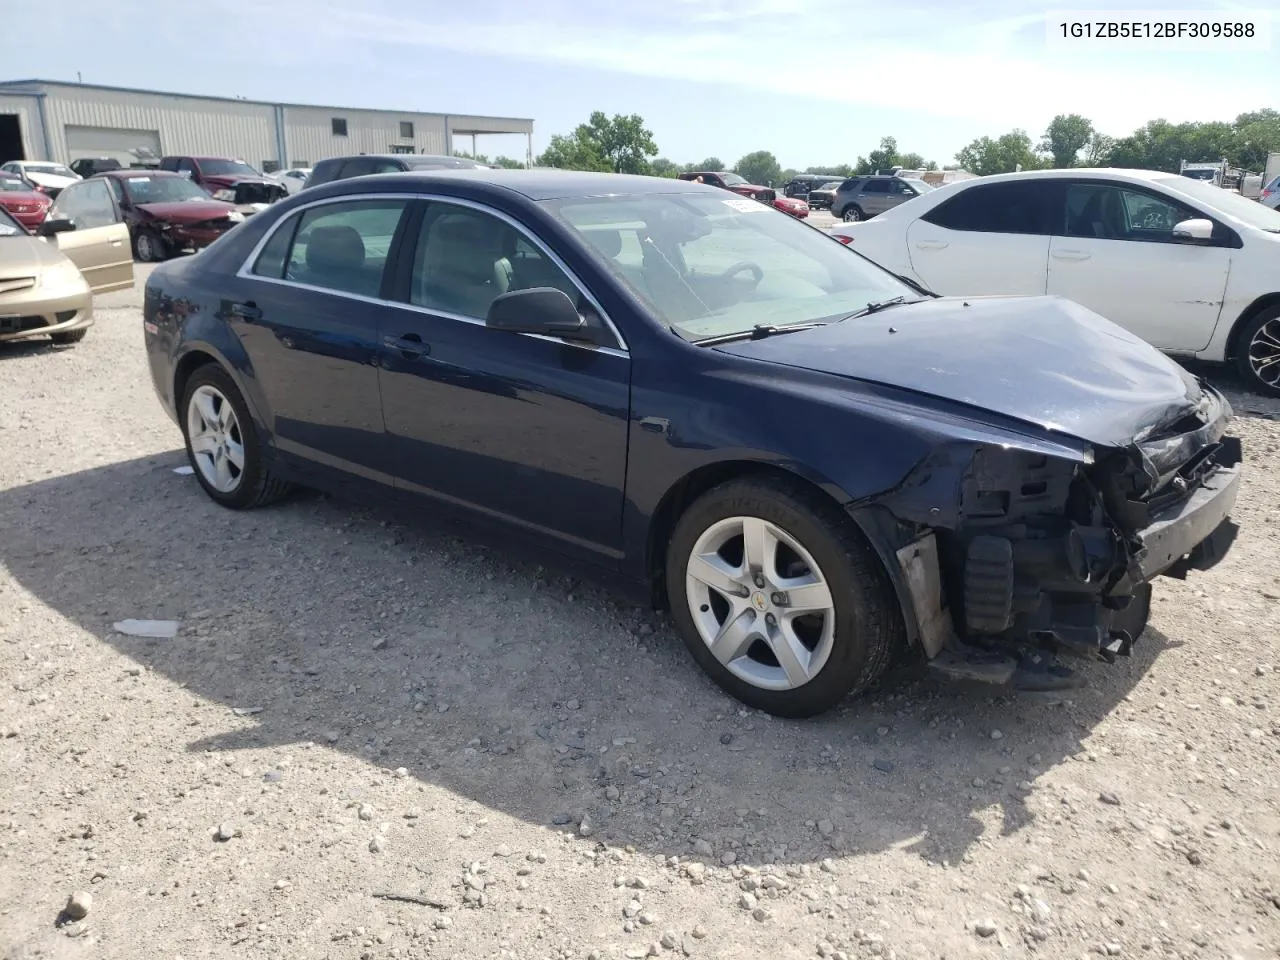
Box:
[173,466,194,476]
[112,619,180,639]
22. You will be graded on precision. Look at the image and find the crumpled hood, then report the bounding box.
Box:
[136,200,238,223]
[715,295,1207,449]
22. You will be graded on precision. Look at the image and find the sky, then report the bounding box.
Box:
[5,0,1278,170]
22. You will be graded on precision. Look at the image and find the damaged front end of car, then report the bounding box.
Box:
[859,385,1243,689]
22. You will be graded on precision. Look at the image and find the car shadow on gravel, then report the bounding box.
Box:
[0,452,1179,869]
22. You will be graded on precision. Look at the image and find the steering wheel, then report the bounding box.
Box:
[720,261,764,284]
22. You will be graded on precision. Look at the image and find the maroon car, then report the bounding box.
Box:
[158,155,286,207]
[91,170,245,261]
[678,170,778,206]
[0,173,51,231]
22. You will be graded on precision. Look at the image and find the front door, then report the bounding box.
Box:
[44,178,134,293]
[376,199,631,563]
[230,196,410,486]
[1046,180,1232,352]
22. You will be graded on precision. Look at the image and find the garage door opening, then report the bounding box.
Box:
[0,115,25,165]
[64,124,161,167]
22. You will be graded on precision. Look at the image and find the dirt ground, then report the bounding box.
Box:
[2,268,1278,960]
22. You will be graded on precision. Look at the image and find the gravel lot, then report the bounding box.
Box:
[2,266,1279,960]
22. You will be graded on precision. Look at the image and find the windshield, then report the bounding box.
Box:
[719,172,747,186]
[548,192,915,341]
[198,159,261,177]
[1155,176,1280,231]
[1181,169,1218,180]
[23,163,75,177]
[123,175,213,204]
[903,178,934,193]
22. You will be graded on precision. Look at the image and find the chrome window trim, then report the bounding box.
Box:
[233,190,630,355]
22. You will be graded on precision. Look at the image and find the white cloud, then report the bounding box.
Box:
[247,0,1275,135]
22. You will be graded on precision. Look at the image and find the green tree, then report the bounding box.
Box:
[535,111,658,174]
[1083,133,1114,167]
[735,150,783,186]
[1041,113,1096,168]
[1233,109,1280,170]
[1106,119,1238,172]
[804,164,853,177]
[650,157,681,178]
[685,157,725,172]
[955,130,1042,175]
[898,152,937,171]
[855,137,900,174]
[453,151,525,169]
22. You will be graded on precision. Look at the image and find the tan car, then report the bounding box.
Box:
[0,202,134,345]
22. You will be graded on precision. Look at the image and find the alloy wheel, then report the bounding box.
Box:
[186,384,245,493]
[1246,315,1280,390]
[842,207,861,222]
[684,515,836,691]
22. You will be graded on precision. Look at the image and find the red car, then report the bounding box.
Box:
[772,195,810,219]
[0,173,51,231]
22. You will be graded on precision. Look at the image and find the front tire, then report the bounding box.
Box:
[1236,305,1280,397]
[179,364,292,509]
[134,230,169,263]
[665,476,903,718]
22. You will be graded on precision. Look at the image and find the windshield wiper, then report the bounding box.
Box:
[839,295,915,322]
[694,322,828,346]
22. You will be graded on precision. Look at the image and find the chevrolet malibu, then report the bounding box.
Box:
[142,171,1243,718]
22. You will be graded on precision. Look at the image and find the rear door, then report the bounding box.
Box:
[904,179,1054,297]
[859,179,893,216]
[44,179,134,294]
[231,196,412,486]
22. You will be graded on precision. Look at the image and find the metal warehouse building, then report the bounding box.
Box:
[0,79,534,172]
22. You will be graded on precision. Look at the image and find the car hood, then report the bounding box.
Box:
[202,174,274,187]
[0,235,73,280]
[23,171,79,189]
[714,295,1207,449]
[136,200,238,222]
[0,190,47,205]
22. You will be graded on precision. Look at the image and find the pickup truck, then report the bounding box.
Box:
[157,156,287,210]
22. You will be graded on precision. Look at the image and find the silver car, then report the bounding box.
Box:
[1260,175,1280,210]
[831,175,934,222]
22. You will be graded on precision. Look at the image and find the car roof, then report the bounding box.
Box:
[98,169,184,179]
[322,168,711,201]
[953,168,1179,186]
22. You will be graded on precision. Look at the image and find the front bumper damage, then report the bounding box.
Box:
[863,384,1243,689]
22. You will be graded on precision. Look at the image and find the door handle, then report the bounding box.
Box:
[1052,249,1091,261]
[109,239,123,247]
[914,240,948,250]
[383,332,428,360]
[228,301,262,321]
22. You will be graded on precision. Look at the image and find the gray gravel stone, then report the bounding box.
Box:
[974,920,998,937]
[63,891,92,920]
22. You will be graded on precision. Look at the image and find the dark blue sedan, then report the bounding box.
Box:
[143,170,1242,717]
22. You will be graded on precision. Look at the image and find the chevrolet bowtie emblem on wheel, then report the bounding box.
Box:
[752,592,768,611]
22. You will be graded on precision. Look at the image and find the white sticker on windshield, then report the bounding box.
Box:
[722,196,769,213]
[130,177,151,184]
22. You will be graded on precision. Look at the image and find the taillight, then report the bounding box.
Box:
[833,235,854,245]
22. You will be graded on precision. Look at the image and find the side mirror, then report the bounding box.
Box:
[36,218,76,238]
[486,287,586,338]
[1171,218,1214,242]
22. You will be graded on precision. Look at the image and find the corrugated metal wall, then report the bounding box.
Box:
[0,82,533,169]
[0,93,46,162]
[38,85,277,167]
[281,105,448,166]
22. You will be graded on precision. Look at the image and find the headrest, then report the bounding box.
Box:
[583,228,622,259]
[306,225,365,271]
[424,213,502,282]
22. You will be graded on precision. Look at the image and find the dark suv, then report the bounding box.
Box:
[831,175,934,222]
[303,154,489,190]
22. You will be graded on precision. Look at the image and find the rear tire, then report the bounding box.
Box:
[179,364,292,510]
[1235,305,1280,397]
[665,476,903,718]
[50,328,87,345]
[841,205,864,223]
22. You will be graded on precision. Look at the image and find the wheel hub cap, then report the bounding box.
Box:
[186,384,245,494]
[685,516,836,692]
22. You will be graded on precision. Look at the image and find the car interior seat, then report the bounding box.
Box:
[304,225,373,295]
[417,212,505,317]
